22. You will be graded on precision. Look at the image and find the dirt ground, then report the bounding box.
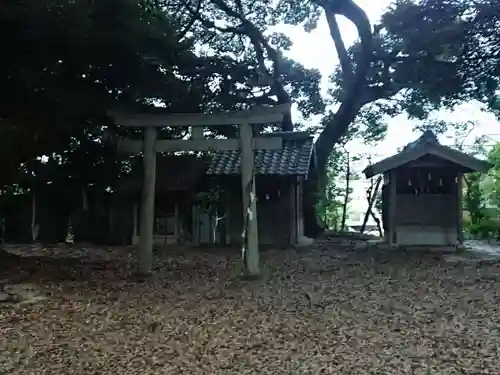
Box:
[1,236,500,375]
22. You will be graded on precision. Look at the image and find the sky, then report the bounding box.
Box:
[277,0,500,221]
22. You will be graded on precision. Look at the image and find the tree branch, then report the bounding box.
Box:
[324,10,353,83]
[207,0,293,130]
[315,0,373,172]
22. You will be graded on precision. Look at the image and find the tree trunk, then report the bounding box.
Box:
[109,205,114,244]
[31,193,39,242]
[361,176,382,234]
[0,189,4,244]
[360,179,374,234]
[371,210,383,237]
[300,2,373,240]
[340,152,350,231]
[82,187,89,211]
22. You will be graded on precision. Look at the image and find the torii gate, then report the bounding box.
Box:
[109,103,291,277]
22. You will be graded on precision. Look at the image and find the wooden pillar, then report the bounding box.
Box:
[192,205,199,245]
[31,192,38,242]
[191,126,203,140]
[456,173,464,244]
[132,201,138,239]
[225,203,231,245]
[290,178,297,244]
[138,126,157,275]
[174,203,179,243]
[240,122,259,275]
[388,170,397,246]
[297,177,304,240]
[191,126,202,246]
[109,205,114,241]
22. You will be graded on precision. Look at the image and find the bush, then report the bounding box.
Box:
[465,218,500,240]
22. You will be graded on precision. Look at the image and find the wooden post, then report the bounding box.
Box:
[388,170,397,246]
[290,178,297,244]
[31,192,39,242]
[174,203,179,243]
[457,173,464,244]
[138,126,157,275]
[192,205,199,245]
[109,205,114,241]
[191,126,203,140]
[240,122,259,275]
[292,177,305,242]
[360,176,382,234]
[82,187,89,211]
[132,201,138,240]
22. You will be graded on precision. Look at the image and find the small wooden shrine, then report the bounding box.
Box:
[363,131,492,247]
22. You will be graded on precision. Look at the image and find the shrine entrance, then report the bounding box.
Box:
[393,166,459,246]
[153,197,178,245]
[108,103,290,276]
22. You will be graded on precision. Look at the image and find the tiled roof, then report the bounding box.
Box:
[206,132,314,176]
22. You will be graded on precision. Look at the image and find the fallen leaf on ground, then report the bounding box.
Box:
[1,236,500,374]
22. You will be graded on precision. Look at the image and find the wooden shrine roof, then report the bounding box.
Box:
[363,131,492,178]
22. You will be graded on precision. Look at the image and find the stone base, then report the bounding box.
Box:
[355,239,461,253]
[294,236,315,248]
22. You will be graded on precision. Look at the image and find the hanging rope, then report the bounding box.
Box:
[240,164,256,271]
[211,211,226,244]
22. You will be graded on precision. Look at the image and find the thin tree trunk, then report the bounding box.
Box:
[82,187,89,211]
[371,211,383,237]
[360,176,382,234]
[0,189,4,244]
[340,152,350,231]
[109,205,114,243]
[360,179,374,234]
[31,192,39,242]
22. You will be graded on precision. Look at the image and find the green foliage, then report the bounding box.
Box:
[316,150,346,230]
[316,145,361,231]
[163,0,326,120]
[4,0,500,243]
[0,0,332,192]
[464,172,485,224]
[0,0,196,189]
[486,143,500,207]
[466,218,500,240]
[195,187,223,213]
[462,140,500,240]
[329,0,500,144]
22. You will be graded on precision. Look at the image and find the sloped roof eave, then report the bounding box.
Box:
[363,147,428,178]
[363,143,493,178]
